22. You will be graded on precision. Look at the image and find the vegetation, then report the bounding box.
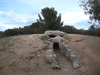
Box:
[37,7,63,30]
[0,31,4,38]
[60,25,77,33]
[0,7,100,38]
[40,35,49,40]
[3,26,34,37]
[30,22,46,34]
[0,37,15,51]
[80,0,100,23]
[79,0,100,36]
[87,24,100,36]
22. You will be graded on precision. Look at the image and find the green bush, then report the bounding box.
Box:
[40,35,49,40]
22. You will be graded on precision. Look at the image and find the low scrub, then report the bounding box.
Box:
[40,35,49,40]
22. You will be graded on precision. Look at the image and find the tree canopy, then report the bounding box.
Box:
[80,0,100,23]
[37,7,63,30]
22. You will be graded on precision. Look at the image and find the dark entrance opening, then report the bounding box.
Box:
[60,35,63,37]
[49,35,56,38]
[53,42,59,51]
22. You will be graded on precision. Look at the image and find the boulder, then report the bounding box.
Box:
[46,49,57,64]
[44,30,67,37]
[46,49,60,69]
[48,35,65,43]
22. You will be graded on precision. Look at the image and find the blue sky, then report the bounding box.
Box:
[0,0,91,31]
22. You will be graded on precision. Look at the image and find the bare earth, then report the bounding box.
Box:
[0,34,100,75]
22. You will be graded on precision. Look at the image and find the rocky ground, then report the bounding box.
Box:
[0,34,100,75]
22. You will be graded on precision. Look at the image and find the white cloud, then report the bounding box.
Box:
[0,22,20,31]
[0,10,36,31]
[0,10,35,23]
[2,10,37,22]
[0,24,19,29]
[62,11,89,25]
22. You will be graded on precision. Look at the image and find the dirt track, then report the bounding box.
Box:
[0,34,100,75]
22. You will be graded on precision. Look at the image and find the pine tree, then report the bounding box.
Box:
[37,7,63,30]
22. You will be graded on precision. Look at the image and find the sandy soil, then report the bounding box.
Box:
[0,34,100,75]
[66,34,100,75]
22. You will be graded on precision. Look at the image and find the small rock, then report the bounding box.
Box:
[19,55,23,59]
[63,40,69,44]
[70,53,76,61]
[23,67,30,71]
[37,55,41,58]
[29,44,32,46]
[73,61,80,69]
[42,45,49,50]
[52,64,61,69]
[9,62,18,66]
[74,39,82,42]
[67,49,72,52]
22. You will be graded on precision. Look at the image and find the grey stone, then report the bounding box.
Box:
[23,67,30,71]
[64,51,70,59]
[52,64,61,69]
[48,35,65,43]
[46,49,61,69]
[73,61,80,69]
[37,55,41,58]
[67,49,72,52]
[46,50,57,64]
[19,55,23,59]
[63,40,69,44]
[42,45,49,50]
[70,52,77,61]
[44,30,67,37]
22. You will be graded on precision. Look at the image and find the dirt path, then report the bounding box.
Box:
[0,34,100,75]
[54,49,79,75]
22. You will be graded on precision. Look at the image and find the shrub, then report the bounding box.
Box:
[40,35,49,40]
